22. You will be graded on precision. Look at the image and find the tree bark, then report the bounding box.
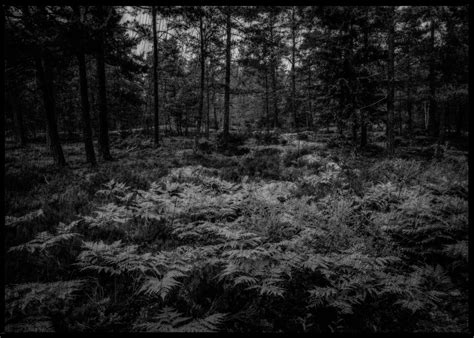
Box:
[291,7,297,130]
[152,6,160,147]
[9,93,27,146]
[428,15,438,137]
[35,52,67,166]
[74,6,97,165]
[95,9,112,160]
[265,70,270,132]
[386,6,395,155]
[406,56,412,137]
[223,8,231,144]
[77,50,97,165]
[360,9,369,148]
[198,15,205,137]
[206,65,210,139]
[269,14,279,129]
[307,63,313,130]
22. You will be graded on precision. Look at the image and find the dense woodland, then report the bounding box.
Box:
[4,6,469,333]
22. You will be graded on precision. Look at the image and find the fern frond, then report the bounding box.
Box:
[9,231,81,254]
[138,270,187,300]
[5,209,44,228]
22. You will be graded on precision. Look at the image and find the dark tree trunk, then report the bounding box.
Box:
[265,71,270,132]
[291,7,297,130]
[35,53,67,166]
[185,108,189,136]
[439,103,446,144]
[269,14,279,129]
[74,5,96,165]
[198,16,205,137]
[223,8,231,144]
[212,90,218,131]
[206,67,210,139]
[386,7,395,155]
[360,110,367,147]
[428,16,438,137]
[9,94,27,146]
[406,59,413,137]
[96,24,112,160]
[360,10,369,148]
[77,50,97,165]
[152,6,160,147]
[307,64,313,130]
[348,22,357,145]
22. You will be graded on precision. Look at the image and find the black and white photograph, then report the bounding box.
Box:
[3,5,469,333]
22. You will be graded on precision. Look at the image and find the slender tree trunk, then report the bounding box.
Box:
[428,15,438,137]
[206,66,210,139]
[197,16,205,137]
[74,5,96,165]
[386,6,395,155]
[360,110,367,147]
[152,6,160,147]
[360,9,369,148]
[307,64,313,130]
[9,94,27,146]
[438,102,446,144]
[291,7,297,130]
[35,53,67,166]
[348,22,358,145]
[223,8,231,144]
[185,108,188,136]
[212,90,218,131]
[268,13,279,129]
[398,100,403,136]
[96,23,112,160]
[265,70,270,132]
[77,51,97,165]
[406,58,412,137]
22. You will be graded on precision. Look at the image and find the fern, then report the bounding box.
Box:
[5,208,44,228]
[134,307,226,332]
[5,280,86,322]
[138,270,187,300]
[9,231,81,254]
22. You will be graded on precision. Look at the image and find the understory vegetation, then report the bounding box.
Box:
[5,130,468,333]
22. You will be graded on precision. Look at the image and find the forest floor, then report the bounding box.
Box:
[4,130,469,332]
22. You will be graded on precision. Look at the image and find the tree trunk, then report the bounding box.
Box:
[428,15,438,137]
[77,50,97,165]
[198,15,205,137]
[307,64,313,130]
[96,21,112,160]
[268,13,279,129]
[406,58,413,137]
[223,8,231,144]
[386,6,395,155]
[152,6,160,147]
[74,5,96,165]
[206,66,210,139]
[265,70,270,132]
[291,7,297,130]
[212,90,218,131]
[35,52,67,166]
[360,10,369,148]
[9,94,27,146]
[185,108,189,136]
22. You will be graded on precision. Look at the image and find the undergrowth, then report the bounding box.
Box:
[4,134,468,333]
